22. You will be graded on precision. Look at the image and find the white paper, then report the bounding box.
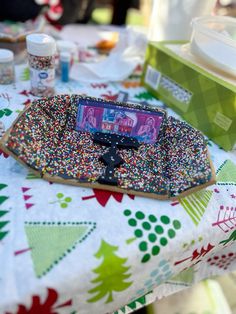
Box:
[70,28,147,82]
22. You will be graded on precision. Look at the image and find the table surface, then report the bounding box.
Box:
[1,45,236,314]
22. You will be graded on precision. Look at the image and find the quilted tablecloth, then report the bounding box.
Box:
[0,63,236,314]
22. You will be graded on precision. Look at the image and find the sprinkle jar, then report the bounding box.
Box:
[26,33,56,97]
[0,49,14,84]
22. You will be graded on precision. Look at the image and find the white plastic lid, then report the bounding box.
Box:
[0,49,14,63]
[57,40,77,53]
[60,51,71,62]
[26,33,56,57]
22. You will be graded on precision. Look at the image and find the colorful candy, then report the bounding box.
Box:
[5,95,213,198]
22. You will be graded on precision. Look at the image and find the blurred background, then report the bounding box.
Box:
[91,0,236,26]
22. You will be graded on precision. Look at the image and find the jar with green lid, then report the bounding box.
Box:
[0,49,14,84]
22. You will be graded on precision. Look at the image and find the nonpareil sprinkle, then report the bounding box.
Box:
[26,33,56,97]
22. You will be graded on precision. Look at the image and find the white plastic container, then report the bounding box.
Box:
[148,0,216,41]
[191,16,236,77]
[0,49,14,84]
[57,40,77,56]
[56,40,76,74]
[26,33,56,97]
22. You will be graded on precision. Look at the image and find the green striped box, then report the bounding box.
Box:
[141,42,236,151]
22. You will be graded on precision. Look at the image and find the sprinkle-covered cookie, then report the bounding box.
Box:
[0,95,215,199]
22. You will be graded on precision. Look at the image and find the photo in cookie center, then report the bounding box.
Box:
[76,99,165,144]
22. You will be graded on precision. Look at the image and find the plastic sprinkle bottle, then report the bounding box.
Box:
[0,49,14,84]
[60,51,70,83]
[26,33,56,97]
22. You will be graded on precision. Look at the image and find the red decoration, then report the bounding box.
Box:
[25,203,34,210]
[23,195,32,201]
[23,99,31,107]
[207,252,236,270]
[101,91,118,101]
[14,247,32,256]
[175,243,215,266]
[21,188,34,210]
[6,288,72,314]
[0,149,9,158]
[22,187,30,193]
[19,90,30,97]
[91,83,108,89]
[82,189,135,207]
[212,205,236,233]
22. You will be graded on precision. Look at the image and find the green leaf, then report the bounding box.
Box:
[0,111,4,118]
[126,237,137,244]
[0,210,8,218]
[3,108,13,116]
[65,197,72,203]
[57,193,64,199]
[0,196,8,205]
[0,221,9,229]
[0,184,7,191]
[61,203,68,208]
[0,231,9,241]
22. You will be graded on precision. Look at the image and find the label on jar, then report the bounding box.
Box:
[0,63,14,84]
[30,67,55,91]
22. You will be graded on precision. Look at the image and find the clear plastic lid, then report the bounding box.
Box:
[191,16,236,77]
[26,33,56,57]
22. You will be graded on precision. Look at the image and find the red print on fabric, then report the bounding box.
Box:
[82,189,135,207]
[207,252,236,270]
[212,205,236,233]
[174,243,215,266]
[91,83,108,89]
[23,100,31,107]
[21,187,34,210]
[101,91,118,101]
[0,149,9,158]
[19,90,30,97]
[5,288,72,314]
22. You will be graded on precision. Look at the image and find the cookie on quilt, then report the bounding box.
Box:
[0,95,215,200]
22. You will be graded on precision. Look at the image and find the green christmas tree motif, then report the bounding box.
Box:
[88,240,132,304]
[134,92,154,101]
[50,193,72,208]
[167,267,195,286]
[26,171,40,180]
[25,221,96,277]
[0,183,9,241]
[114,292,153,314]
[20,67,30,81]
[217,160,236,185]
[179,190,213,226]
[123,209,181,263]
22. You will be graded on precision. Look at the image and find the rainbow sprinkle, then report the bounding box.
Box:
[5,95,213,198]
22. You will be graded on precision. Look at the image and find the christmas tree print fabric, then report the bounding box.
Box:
[1,58,236,314]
